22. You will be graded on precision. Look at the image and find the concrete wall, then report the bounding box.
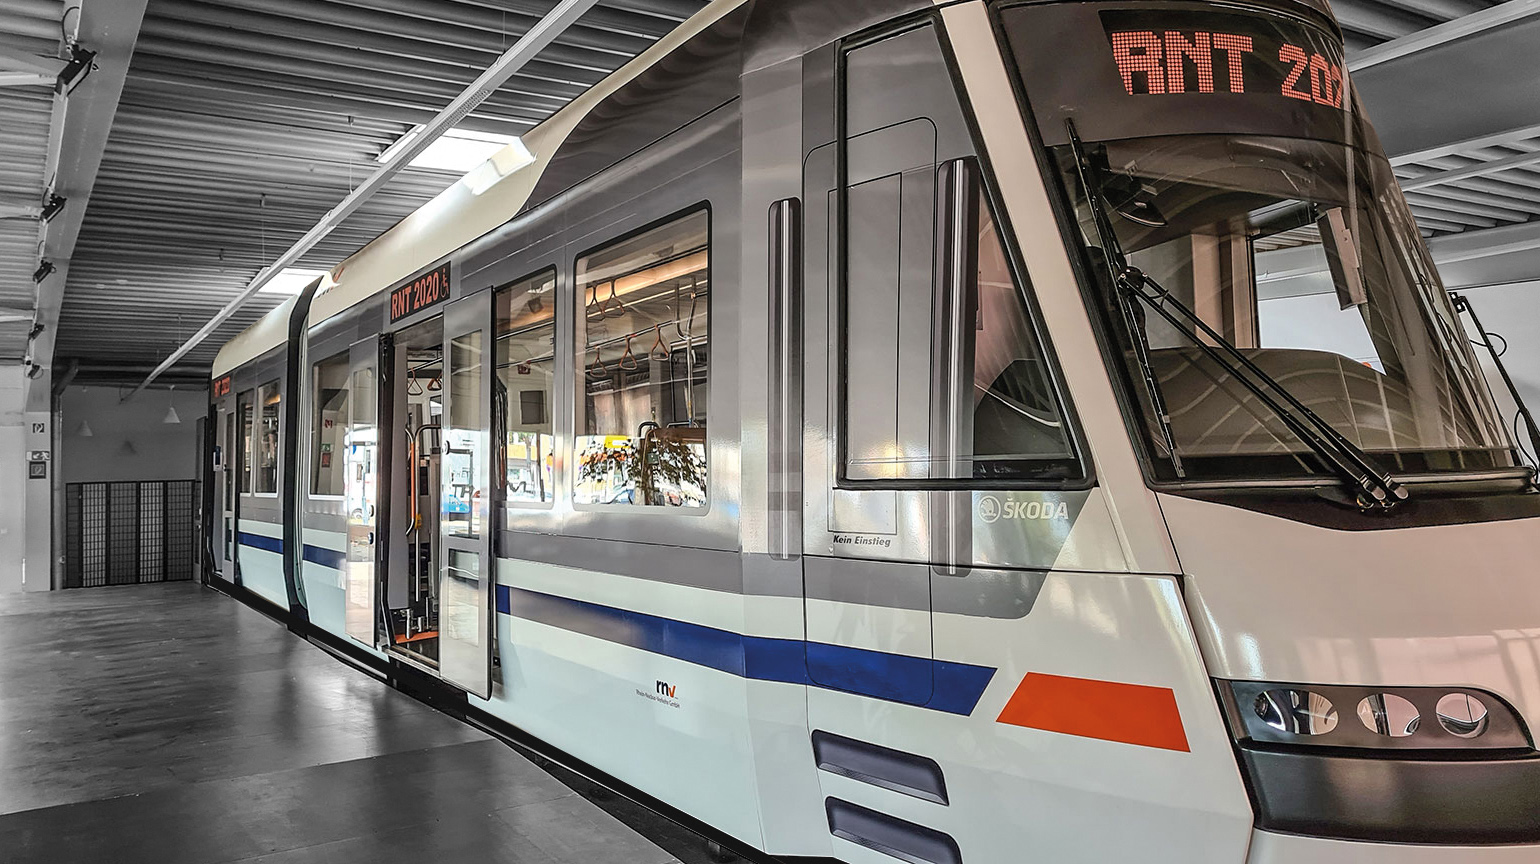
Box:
[0,365,52,593]
[59,385,207,484]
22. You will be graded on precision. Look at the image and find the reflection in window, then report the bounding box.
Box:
[443,331,484,537]
[840,162,1076,482]
[968,200,1077,475]
[495,271,556,506]
[254,380,281,494]
[1054,134,1512,473]
[575,209,709,508]
[344,364,377,643]
[311,352,350,496]
[238,389,254,494]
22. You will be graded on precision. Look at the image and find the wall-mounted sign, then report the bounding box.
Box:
[28,461,46,480]
[27,450,49,462]
[212,375,233,398]
[389,262,452,324]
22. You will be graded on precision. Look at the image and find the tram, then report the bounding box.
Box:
[203,1,1540,861]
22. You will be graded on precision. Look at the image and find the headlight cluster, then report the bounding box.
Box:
[1220,681,1531,751]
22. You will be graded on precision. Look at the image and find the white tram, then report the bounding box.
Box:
[203,1,1540,861]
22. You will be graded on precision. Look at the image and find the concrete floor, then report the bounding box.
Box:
[0,582,684,864]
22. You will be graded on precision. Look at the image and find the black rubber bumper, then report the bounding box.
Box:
[1244,747,1540,844]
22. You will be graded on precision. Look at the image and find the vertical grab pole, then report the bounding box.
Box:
[768,198,804,561]
[931,159,980,576]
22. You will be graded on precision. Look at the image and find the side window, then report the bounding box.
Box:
[839,24,1078,484]
[963,171,1078,477]
[238,389,254,494]
[495,269,557,506]
[575,208,709,508]
[254,380,281,494]
[311,352,350,496]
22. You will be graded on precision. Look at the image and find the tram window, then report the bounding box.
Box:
[966,187,1078,476]
[310,352,350,497]
[254,380,281,494]
[238,389,254,494]
[495,269,557,506]
[574,208,709,508]
[840,166,1077,482]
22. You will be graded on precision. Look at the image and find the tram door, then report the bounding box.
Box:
[214,402,237,583]
[343,337,381,646]
[797,26,983,709]
[438,292,494,698]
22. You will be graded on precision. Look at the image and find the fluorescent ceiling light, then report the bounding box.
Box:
[377,126,529,174]
[259,267,329,296]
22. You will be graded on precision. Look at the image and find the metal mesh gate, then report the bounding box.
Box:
[64,481,200,588]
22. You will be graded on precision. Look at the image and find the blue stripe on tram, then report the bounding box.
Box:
[239,534,345,571]
[496,585,996,716]
[237,532,283,554]
[302,545,346,570]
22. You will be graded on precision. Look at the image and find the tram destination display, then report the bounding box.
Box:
[999,3,1354,147]
[1100,10,1344,107]
[389,262,452,324]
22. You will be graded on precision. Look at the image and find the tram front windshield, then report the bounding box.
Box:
[999,2,1518,482]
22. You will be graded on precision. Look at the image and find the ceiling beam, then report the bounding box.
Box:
[1427,218,1540,266]
[0,45,67,78]
[25,0,151,413]
[0,72,56,87]
[1389,122,1540,167]
[1350,0,1540,71]
[0,202,42,220]
[1399,149,1540,191]
[131,0,604,398]
[1257,219,1540,294]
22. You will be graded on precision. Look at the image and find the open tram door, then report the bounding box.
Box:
[207,381,237,585]
[342,337,382,647]
[437,292,495,699]
[211,384,237,585]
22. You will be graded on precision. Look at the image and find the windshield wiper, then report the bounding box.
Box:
[1064,123,1187,478]
[1065,120,1407,510]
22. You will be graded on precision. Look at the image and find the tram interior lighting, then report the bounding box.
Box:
[377,126,530,175]
[259,268,330,296]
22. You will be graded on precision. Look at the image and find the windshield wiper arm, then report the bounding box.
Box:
[1064,121,1407,509]
[1065,122,1186,477]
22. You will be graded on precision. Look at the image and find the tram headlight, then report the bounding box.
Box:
[1218,680,1540,844]
[1220,681,1529,750]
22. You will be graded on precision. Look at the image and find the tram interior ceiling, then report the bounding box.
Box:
[5,0,1540,862]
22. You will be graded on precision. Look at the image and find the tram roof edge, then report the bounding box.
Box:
[211,294,298,380]
[211,0,751,379]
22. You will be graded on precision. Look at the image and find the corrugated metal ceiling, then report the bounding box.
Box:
[52,0,709,380]
[1334,0,1504,49]
[0,0,1527,380]
[0,0,63,363]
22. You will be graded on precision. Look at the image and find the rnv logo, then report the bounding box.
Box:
[656,680,677,698]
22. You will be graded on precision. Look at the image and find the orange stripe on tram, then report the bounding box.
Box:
[996,672,1190,752]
